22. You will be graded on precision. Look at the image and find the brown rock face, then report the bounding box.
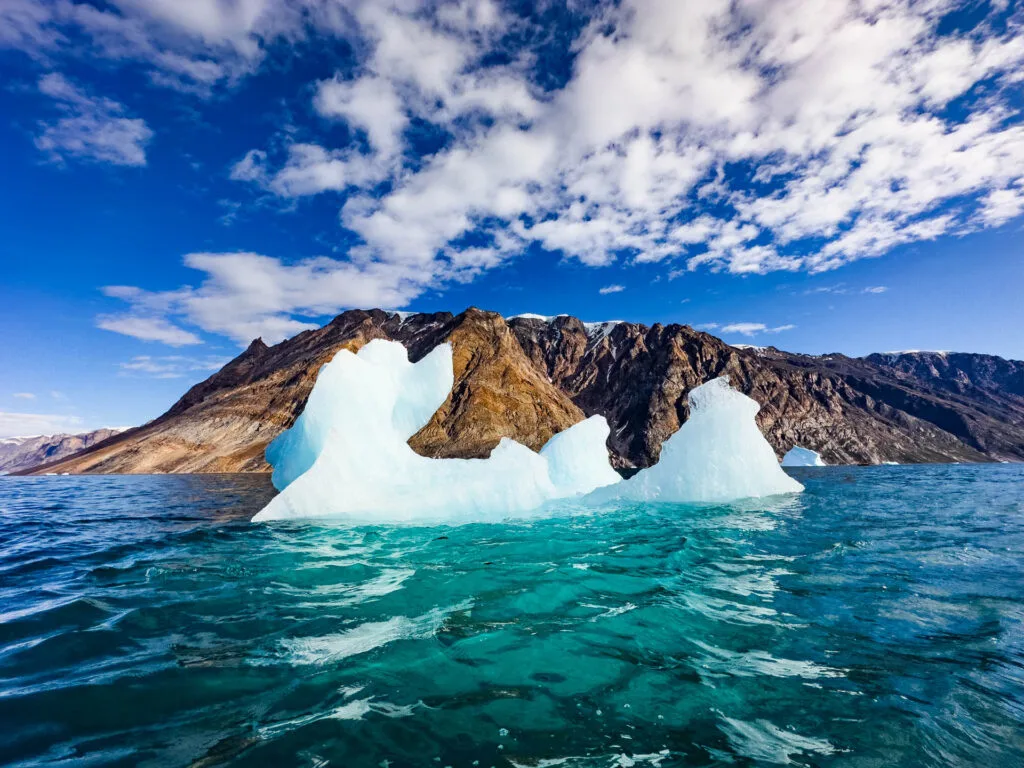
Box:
[408,309,584,458]
[33,309,584,474]
[28,309,1024,475]
[506,317,1001,467]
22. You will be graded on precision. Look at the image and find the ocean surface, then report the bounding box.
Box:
[1,466,1023,767]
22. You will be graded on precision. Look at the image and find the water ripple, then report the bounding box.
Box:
[0,467,1022,766]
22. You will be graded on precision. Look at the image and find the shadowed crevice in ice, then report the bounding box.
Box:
[253,341,802,523]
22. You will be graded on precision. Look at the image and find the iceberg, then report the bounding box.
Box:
[586,377,804,504]
[253,342,803,524]
[253,340,620,523]
[781,446,827,467]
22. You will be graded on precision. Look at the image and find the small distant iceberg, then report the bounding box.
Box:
[781,446,827,467]
[253,341,803,523]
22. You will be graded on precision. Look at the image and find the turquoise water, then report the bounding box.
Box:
[1,466,1023,767]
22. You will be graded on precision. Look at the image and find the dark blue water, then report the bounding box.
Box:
[1,466,1023,767]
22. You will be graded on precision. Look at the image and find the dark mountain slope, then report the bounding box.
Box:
[28,310,1024,475]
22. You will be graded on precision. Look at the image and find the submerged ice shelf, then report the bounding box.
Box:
[253,340,803,523]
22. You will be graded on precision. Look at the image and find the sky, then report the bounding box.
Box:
[1,0,1023,437]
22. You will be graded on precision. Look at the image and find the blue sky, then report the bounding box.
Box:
[1,0,1023,437]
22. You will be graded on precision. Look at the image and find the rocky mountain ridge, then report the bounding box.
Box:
[26,308,1024,475]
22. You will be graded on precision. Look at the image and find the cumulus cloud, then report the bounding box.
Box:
[35,73,152,166]
[598,284,625,295]
[220,0,1024,301]
[20,0,1017,346]
[3,0,301,93]
[0,0,61,54]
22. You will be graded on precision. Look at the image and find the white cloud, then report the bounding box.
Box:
[802,283,889,295]
[229,148,267,182]
[315,75,408,157]
[35,73,153,166]
[598,284,625,295]
[0,0,61,54]
[720,322,796,337]
[96,315,203,346]
[220,0,1024,301]
[15,0,1020,345]
[980,184,1024,225]
[0,412,84,439]
[6,0,295,94]
[118,355,230,378]
[99,251,426,345]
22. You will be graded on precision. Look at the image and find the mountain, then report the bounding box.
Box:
[507,317,1021,466]
[0,428,126,475]
[27,309,1024,476]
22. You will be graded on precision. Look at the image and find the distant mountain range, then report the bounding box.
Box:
[1,428,125,475]
[24,308,1024,475]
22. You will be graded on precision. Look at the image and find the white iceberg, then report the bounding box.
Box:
[781,446,827,467]
[586,377,804,504]
[254,340,620,523]
[254,343,803,524]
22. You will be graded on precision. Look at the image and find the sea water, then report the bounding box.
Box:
[1,465,1023,766]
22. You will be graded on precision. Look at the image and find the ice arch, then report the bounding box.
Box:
[253,340,620,523]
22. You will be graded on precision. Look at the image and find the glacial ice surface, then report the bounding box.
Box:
[253,340,620,523]
[587,377,804,505]
[782,446,827,467]
[254,343,803,523]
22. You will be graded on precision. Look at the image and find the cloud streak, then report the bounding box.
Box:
[118,355,230,379]
[718,323,797,337]
[96,314,202,346]
[0,411,84,439]
[35,73,152,166]
[99,251,423,345]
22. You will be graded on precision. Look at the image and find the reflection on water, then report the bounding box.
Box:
[1,466,1023,766]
